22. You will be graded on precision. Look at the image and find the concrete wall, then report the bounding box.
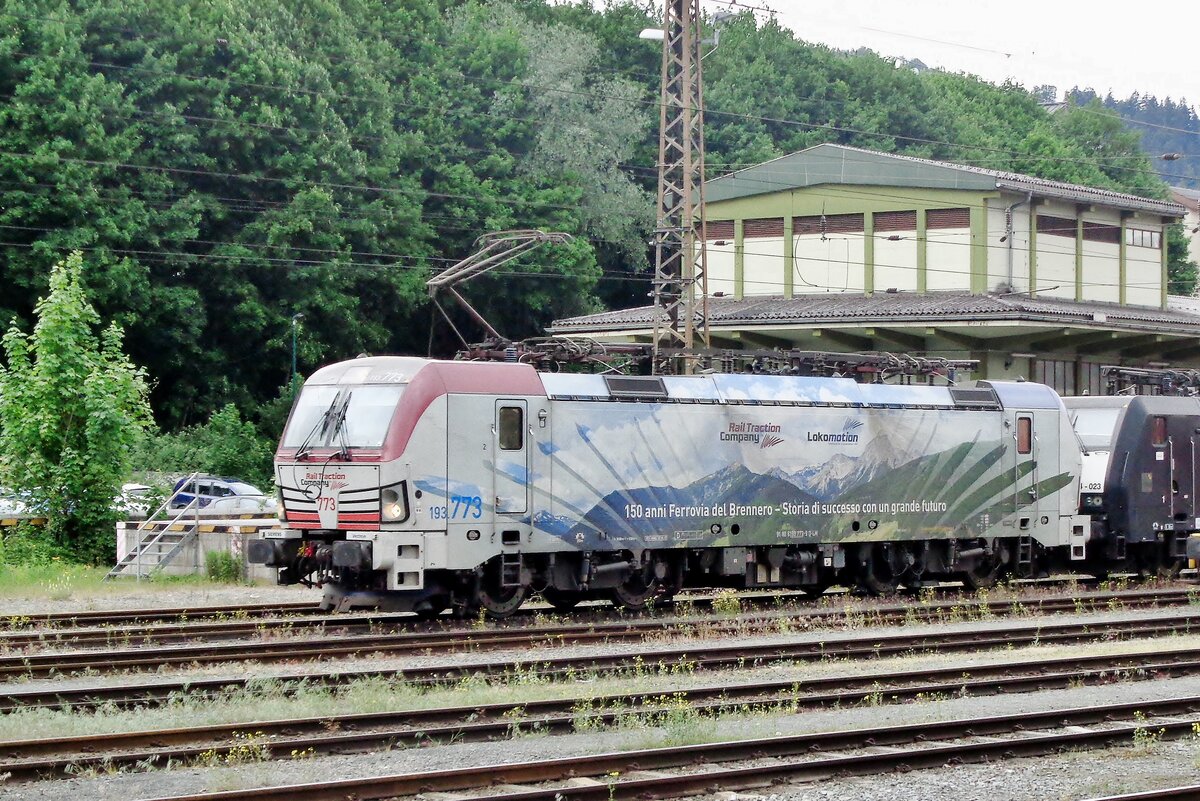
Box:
[794,234,865,293]
[926,226,971,291]
[1125,210,1166,307]
[116,522,277,582]
[707,186,1171,308]
[873,233,918,293]
[742,235,786,295]
[985,203,1031,292]
[707,239,737,297]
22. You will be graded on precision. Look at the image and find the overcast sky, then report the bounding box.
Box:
[715,1,1198,105]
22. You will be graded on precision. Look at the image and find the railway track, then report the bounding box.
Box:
[3,601,321,629]
[0,576,1123,645]
[4,642,1200,781]
[0,587,940,648]
[0,589,824,648]
[0,587,1190,679]
[118,695,1200,801]
[1085,788,1200,801]
[4,608,1198,712]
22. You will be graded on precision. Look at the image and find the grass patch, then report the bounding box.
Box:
[0,562,110,600]
[0,559,256,605]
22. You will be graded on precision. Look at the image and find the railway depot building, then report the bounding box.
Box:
[551,144,1194,394]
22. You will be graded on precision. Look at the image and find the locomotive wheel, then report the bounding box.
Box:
[474,584,526,619]
[800,578,833,599]
[1157,558,1185,579]
[959,541,1006,590]
[608,574,660,611]
[1158,536,1185,579]
[959,558,1003,590]
[412,600,449,621]
[540,587,583,611]
[1134,542,1184,580]
[472,565,527,619]
[858,543,903,596]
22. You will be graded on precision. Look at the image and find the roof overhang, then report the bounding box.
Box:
[548,292,1200,363]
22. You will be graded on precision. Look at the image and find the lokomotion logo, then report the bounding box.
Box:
[721,420,785,448]
[806,417,863,444]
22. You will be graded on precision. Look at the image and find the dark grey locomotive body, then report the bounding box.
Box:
[1066,395,1200,572]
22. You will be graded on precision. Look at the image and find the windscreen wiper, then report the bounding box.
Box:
[329,391,353,460]
[295,390,344,461]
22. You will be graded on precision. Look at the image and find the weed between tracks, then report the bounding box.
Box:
[4,581,1192,746]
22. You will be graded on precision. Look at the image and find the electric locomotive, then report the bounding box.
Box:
[250,355,1096,615]
[1064,395,1200,575]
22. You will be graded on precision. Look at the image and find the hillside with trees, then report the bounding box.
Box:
[1068,89,1200,190]
[0,0,1194,450]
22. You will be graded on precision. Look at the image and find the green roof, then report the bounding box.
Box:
[706,144,1183,217]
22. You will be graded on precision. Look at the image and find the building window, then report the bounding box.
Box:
[1124,227,1162,249]
[793,213,864,235]
[1037,215,1077,238]
[742,217,784,238]
[1034,359,1077,396]
[874,210,917,232]
[1080,362,1103,396]
[1082,222,1121,244]
[703,220,734,241]
[926,207,970,229]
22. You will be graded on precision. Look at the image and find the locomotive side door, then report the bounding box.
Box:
[1014,412,1040,524]
[494,400,530,518]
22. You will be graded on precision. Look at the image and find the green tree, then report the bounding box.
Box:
[0,252,152,563]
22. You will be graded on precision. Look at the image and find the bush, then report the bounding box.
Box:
[132,404,275,488]
[0,524,71,566]
[205,550,244,583]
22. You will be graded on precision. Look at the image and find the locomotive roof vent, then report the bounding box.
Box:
[949,386,1001,408]
[603,375,669,400]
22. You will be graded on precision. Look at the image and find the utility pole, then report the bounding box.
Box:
[652,0,710,374]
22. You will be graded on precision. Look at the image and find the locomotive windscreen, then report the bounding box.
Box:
[1069,407,1123,449]
[281,384,405,449]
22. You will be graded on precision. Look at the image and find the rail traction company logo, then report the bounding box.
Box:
[721,421,785,448]
[302,472,349,490]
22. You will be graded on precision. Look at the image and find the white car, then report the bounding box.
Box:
[113,483,155,516]
[0,488,26,516]
[170,476,278,515]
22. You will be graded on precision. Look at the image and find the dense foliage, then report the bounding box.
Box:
[0,252,151,563]
[1068,90,1200,191]
[0,0,1194,445]
[130,403,276,489]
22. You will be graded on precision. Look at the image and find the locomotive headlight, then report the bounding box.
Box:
[381,482,409,522]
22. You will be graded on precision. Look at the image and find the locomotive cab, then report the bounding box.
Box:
[1064,395,1200,573]
[252,356,548,614]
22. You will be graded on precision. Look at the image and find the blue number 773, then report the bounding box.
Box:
[450,495,483,519]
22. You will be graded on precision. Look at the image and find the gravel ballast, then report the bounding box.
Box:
[4,584,1199,800]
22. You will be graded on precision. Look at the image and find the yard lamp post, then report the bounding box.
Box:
[290,313,304,395]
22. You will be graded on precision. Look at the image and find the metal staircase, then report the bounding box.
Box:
[105,473,201,580]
